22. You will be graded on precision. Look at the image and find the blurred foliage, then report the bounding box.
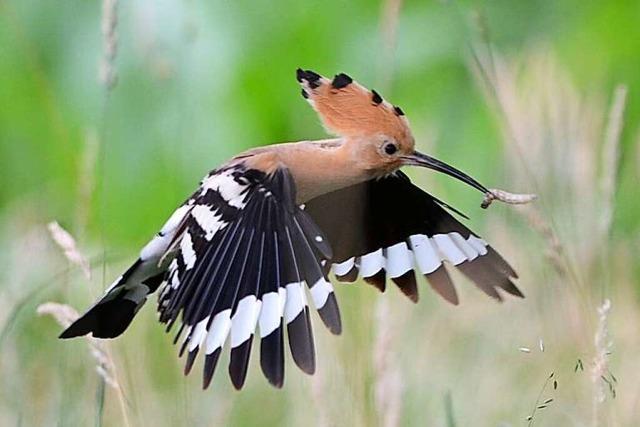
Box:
[0,0,639,426]
[2,0,638,245]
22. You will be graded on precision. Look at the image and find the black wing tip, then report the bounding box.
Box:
[202,349,222,390]
[315,240,333,260]
[363,269,386,293]
[317,292,342,335]
[263,365,284,389]
[59,326,85,339]
[58,309,96,339]
[59,318,121,339]
[261,362,285,388]
[295,360,316,375]
[287,310,316,375]
[391,271,419,303]
[184,349,199,376]
[503,281,525,298]
[455,254,524,302]
[230,378,245,391]
[486,247,519,278]
[425,266,459,305]
[60,297,139,340]
[334,266,358,283]
[229,339,254,390]
[260,326,285,388]
[458,262,503,301]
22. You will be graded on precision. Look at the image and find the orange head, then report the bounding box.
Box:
[297,69,414,175]
[297,68,489,192]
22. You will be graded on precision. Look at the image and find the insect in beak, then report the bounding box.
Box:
[402,151,489,194]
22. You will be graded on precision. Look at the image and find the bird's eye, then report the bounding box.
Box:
[383,142,398,155]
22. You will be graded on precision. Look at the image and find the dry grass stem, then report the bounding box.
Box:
[76,129,99,238]
[469,47,595,294]
[521,207,566,276]
[526,372,556,427]
[372,3,404,426]
[373,300,404,427]
[309,368,329,427]
[481,188,537,209]
[37,302,118,388]
[592,299,614,424]
[378,0,403,91]
[47,221,91,280]
[599,85,627,238]
[99,0,119,89]
[37,302,132,427]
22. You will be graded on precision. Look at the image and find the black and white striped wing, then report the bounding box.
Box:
[304,171,523,304]
[157,165,340,390]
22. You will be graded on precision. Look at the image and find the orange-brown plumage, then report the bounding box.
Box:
[299,70,413,145]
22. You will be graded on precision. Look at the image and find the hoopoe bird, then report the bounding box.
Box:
[61,69,523,390]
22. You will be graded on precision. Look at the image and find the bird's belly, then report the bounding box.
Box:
[293,171,372,203]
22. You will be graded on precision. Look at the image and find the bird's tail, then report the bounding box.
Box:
[60,260,165,339]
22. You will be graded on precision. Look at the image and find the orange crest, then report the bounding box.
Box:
[296,69,413,146]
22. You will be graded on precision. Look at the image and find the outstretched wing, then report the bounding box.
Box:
[304,171,522,304]
[157,164,341,390]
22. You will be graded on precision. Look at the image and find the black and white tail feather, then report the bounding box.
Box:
[61,166,522,389]
[61,164,341,390]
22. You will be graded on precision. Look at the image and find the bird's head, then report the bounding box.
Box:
[297,69,488,193]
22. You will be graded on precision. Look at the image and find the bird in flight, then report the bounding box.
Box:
[60,69,523,390]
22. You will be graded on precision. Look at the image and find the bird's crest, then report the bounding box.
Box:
[297,69,413,145]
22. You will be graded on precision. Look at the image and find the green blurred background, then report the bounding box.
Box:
[1,0,639,426]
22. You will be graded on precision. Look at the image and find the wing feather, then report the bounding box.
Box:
[155,165,336,389]
[304,171,522,303]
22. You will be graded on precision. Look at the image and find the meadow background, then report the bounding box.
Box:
[1,0,639,425]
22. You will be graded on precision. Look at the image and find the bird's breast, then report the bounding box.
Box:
[236,140,375,203]
[291,167,372,203]
[285,152,374,203]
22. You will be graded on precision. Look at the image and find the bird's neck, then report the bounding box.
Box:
[279,138,375,203]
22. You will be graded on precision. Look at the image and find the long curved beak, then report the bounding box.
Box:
[402,151,489,194]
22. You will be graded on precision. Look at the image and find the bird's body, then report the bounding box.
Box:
[61,69,523,390]
[233,138,373,203]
